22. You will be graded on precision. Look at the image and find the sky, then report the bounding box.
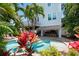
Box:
[17,3,31,16]
[17,3,31,23]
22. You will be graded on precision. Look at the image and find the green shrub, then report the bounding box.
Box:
[74,26,79,34]
[66,48,79,56]
[0,40,7,49]
[39,47,62,56]
[0,40,8,56]
[9,26,19,36]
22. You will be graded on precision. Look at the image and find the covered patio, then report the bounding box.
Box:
[37,25,62,38]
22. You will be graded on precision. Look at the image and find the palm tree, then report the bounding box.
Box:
[0,3,23,55]
[12,3,25,28]
[0,3,23,36]
[32,3,45,30]
[0,21,14,37]
[24,5,35,30]
[24,3,44,30]
[0,3,15,36]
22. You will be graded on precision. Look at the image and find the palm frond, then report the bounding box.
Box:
[0,21,13,35]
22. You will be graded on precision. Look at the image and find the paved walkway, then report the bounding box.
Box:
[40,37,73,53]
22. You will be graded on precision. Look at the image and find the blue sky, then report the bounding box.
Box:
[18,3,31,16]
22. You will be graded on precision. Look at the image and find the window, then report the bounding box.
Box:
[37,18,39,22]
[48,3,51,7]
[48,14,51,20]
[61,4,64,10]
[53,13,56,20]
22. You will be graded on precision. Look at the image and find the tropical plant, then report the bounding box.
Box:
[66,48,79,56]
[0,3,25,56]
[0,21,13,37]
[0,3,24,36]
[0,3,19,22]
[63,4,79,37]
[39,47,62,56]
[0,40,8,56]
[24,3,44,30]
[9,26,19,36]
[74,26,79,34]
[24,5,35,30]
[0,40,7,49]
[31,3,45,30]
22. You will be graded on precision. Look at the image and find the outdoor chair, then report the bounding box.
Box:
[68,41,79,51]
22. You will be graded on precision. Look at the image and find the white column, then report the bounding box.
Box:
[58,28,61,38]
[41,30,43,37]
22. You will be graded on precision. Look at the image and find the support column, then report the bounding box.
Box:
[58,28,61,38]
[41,30,43,37]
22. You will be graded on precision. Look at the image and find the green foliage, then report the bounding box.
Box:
[39,47,62,56]
[0,40,7,49]
[24,3,44,30]
[0,3,17,22]
[39,47,79,56]
[74,26,79,34]
[0,3,23,37]
[0,48,4,56]
[9,26,19,36]
[66,48,79,56]
[63,4,79,37]
[0,21,13,36]
[0,40,8,56]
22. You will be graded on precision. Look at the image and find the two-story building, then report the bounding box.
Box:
[36,3,62,38]
[23,3,63,38]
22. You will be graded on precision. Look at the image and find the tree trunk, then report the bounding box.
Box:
[33,19,36,30]
[32,15,39,31]
[27,18,30,30]
[31,19,35,30]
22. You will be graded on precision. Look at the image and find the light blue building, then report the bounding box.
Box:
[23,3,64,38]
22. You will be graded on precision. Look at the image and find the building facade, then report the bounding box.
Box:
[23,3,63,38]
[36,3,62,38]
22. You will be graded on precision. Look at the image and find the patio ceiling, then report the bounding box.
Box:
[37,25,61,31]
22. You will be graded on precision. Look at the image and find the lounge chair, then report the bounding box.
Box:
[65,41,79,52]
